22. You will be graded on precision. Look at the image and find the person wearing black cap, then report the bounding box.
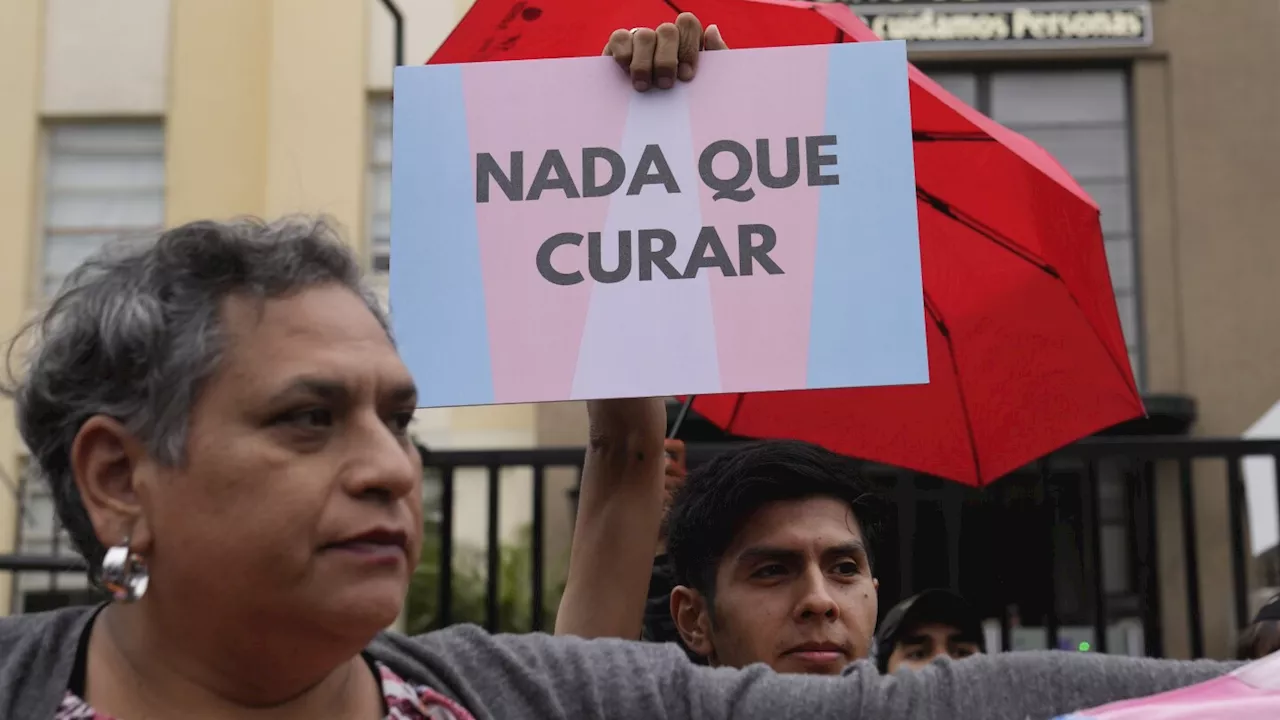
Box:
[875,589,986,673]
[1236,594,1280,660]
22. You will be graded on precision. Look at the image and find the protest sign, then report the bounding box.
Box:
[391,41,926,407]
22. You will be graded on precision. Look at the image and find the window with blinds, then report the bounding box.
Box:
[926,69,1142,388]
[368,99,393,274]
[41,123,165,297]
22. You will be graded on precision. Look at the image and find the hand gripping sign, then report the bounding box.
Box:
[391,41,926,407]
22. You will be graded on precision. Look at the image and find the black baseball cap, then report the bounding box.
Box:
[874,589,985,672]
[1254,595,1280,623]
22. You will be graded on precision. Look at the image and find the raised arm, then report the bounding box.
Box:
[553,398,667,638]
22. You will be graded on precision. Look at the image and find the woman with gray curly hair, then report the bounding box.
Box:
[0,14,1244,720]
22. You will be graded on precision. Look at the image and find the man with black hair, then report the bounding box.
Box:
[874,589,986,673]
[1237,594,1280,660]
[660,439,881,674]
[558,435,881,675]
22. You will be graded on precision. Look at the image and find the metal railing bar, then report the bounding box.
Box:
[438,466,455,628]
[1041,461,1060,651]
[419,437,1280,475]
[1226,454,1249,632]
[531,464,546,633]
[485,465,501,633]
[1082,460,1108,653]
[0,555,87,572]
[1177,458,1204,658]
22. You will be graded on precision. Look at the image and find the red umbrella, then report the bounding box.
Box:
[429,0,670,63]
[429,0,1143,486]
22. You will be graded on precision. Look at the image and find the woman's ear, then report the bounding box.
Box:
[70,415,153,552]
[670,585,715,660]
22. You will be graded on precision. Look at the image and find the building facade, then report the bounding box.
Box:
[1,0,1278,659]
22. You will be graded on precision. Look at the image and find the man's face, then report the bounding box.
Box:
[134,285,424,641]
[886,622,983,673]
[674,496,879,674]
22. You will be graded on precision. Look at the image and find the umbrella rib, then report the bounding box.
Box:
[726,393,747,431]
[923,292,983,483]
[1060,287,1146,406]
[922,189,1143,419]
[917,186,1058,276]
[914,132,996,143]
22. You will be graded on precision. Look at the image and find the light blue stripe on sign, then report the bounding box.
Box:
[807,41,929,389]
[391,65,494,406]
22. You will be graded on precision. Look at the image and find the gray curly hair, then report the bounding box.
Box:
[4,216,389,571]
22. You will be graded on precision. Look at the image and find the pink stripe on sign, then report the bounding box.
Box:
[687,46,830,392]
[1071,652,1280,719]
[1080,675,1279,719]
[462,60,631,403]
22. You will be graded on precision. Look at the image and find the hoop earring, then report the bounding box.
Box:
[101,537,149,602]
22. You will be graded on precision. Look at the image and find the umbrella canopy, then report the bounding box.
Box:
[430,0,1143,485]
[430,0,670,63]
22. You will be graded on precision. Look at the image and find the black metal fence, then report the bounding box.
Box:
[4,436,1280,658]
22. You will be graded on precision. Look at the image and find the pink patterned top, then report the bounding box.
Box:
[54,662,476,720]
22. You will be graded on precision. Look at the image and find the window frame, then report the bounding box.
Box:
[366,94,393,275]
[33,119,167,303]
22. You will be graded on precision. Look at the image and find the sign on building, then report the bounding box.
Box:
[831,0,1153,51]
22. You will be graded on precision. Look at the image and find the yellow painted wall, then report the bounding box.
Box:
[265,0,369,252]
[42,0,170,116]
[168,0,368,249]
[0,0,45,617]
[166,0,271,223]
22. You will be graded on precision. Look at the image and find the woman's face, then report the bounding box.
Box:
[126,285,424,639]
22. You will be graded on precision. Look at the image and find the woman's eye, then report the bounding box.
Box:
[389,411,415,435]
[279,408,333,428]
